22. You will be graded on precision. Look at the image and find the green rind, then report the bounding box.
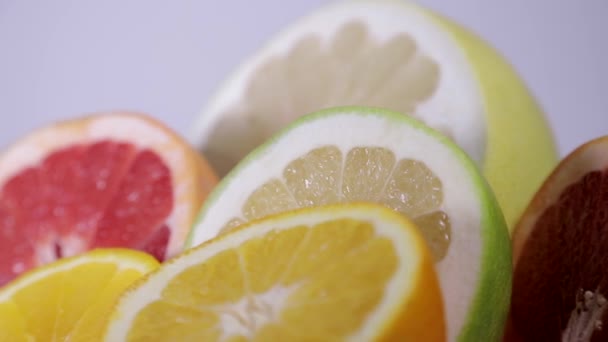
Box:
[186,106,512,341]
[422,8,559,231]
[455,145,512,341]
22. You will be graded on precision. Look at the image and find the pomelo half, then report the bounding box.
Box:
[0,112,218,286]
[189,0,558,231]
[187,107,511,341]
[507,136,608,342]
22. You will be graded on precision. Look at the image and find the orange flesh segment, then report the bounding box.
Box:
[127,219,398,341]
[0,251,157,341]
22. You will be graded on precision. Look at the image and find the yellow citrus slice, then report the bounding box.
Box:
[188,107,511,341]
[190,0,558,232]
[0,248,159,341]
[104,204,444,341]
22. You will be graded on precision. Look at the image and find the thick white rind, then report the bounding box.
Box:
[190,0,485,166]
[104,205,429,341]
[190,110,482,341]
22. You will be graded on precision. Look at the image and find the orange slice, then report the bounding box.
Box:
[0,248,159,341]
[104,203,445,341]
[189,107,511,341]
[0,112,218,286]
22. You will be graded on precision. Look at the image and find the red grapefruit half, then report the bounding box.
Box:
[0,112,218,286]
[508,135,608,341]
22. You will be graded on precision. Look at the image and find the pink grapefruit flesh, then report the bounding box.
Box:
[0,113,218,287]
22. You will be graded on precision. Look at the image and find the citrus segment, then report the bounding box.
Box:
[190,0,558,231]
[508,136,608,341]
[0,112,217,286]
[0,248,159,341]
[104,204,444,341]
[69,266,160,341]
[188,108,511,341]
[0,300,28,341]
[224,145,450,261]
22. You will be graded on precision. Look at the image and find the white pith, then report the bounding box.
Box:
[189,112,482,341]
[0,113,200,259]
[104,205,426,341]
[562,289,607,342]
[216,284,297,339]
[191,0,486,166]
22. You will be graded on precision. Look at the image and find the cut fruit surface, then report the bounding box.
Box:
[0,112,218,286]
[508,136,608,342]
[188,107,511,341]
[190,0,557,231]
[104,204,444,341]
[0,248,158,341]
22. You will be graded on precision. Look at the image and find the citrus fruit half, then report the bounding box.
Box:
[104,203,444,341]
[189,0,558,231]
[0,112,217,286]
[0,248,158,341]
[188,107,511,341]
[508,135,608,341]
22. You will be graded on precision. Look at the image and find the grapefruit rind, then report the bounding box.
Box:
[187,107,511,341]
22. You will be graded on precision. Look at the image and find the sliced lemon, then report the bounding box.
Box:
[190,0,558,231]
[0,248,159,341]
[104,203,444,341]
[188,107,511,341]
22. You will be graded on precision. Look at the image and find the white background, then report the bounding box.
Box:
[0,0,606,156]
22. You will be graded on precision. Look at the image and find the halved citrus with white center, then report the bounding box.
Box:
[187,107,511,341]
[104,203,444,341]
[0,112,217,286]
[0,248,158,341]
[506,136,608,341]
[190,0,557,231]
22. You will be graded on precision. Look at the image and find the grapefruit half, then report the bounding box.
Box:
[0,112,217,286]
[508,136,608,341]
